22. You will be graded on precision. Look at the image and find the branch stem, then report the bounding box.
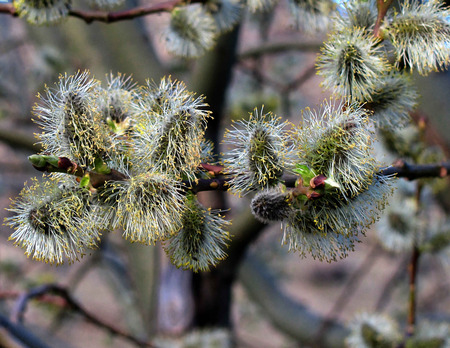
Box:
[0,1,203,23]
[407,246,420,337]
[374,0,394,38]
[12,284,154,347]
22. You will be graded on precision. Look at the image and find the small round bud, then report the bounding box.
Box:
[251,189,293,223]
[310,174,327,189]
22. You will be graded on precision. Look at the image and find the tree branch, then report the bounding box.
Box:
[239,254,349,348]
[12,284,155,347]
[0,1,204,23]
[238,40,323,60]
[28,157,450,192]
[0,313,51,348]
[379,161,450,180]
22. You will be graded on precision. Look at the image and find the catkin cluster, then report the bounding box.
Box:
[6,71,229,271]
[6,1,450,267]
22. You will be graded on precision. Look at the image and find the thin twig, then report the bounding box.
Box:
[406,246,420,337]
[0,1,204,23]
[28,158,450,192]
[282,62,317,93]
[238,40,323,60]
[406,182,423,337]
[12,284,155,347]
[374,0,394,38]
[0,313,51,348]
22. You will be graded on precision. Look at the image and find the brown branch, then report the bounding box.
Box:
[282,62,317,93]
[0,1,203,24]
[406,246,420,337]
[68,0,184,24]
[29,158,450,192]
[238,40,323,60]
[374,0,394,38]
[380,161,450,180]
[12,284,155,347]
[0,4,16,17]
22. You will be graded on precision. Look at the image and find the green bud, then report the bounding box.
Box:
[79,174,91,188]
[42,155,60,168]
[293,164,316,184]
[94,157,111,175]
[28,155,47,168]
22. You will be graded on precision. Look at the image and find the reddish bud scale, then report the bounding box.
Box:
[58,157,75,172]
[310,175,327,189]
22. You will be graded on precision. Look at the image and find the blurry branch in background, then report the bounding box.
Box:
[0,313,51,348]
[0,128,40,153]
[239,255,349,348]
[238,40,323,59]
[0,1,202,23]
[6,284,155,347]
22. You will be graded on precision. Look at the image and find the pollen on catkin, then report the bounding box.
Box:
[98,73,137,133]
[95,73,140,163]
[317,28,389,102]
[133,77,211,179]
[333,0,378,32]
[164,196,230,272]
[223,107,295,195]
[283,174,393,262]
[5,177,100,265]
[296,99,377,197]
[109,172,186,245]
[164,5,217,58]
[386,0,450,75]
[14,0,71,25]
[365,71,417,129]
[34,71,113,168]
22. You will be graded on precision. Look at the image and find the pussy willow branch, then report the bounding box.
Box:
[406,182,423,337]
[0,1,203,23]
[12,284,155,348]
[30,159,450,192]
